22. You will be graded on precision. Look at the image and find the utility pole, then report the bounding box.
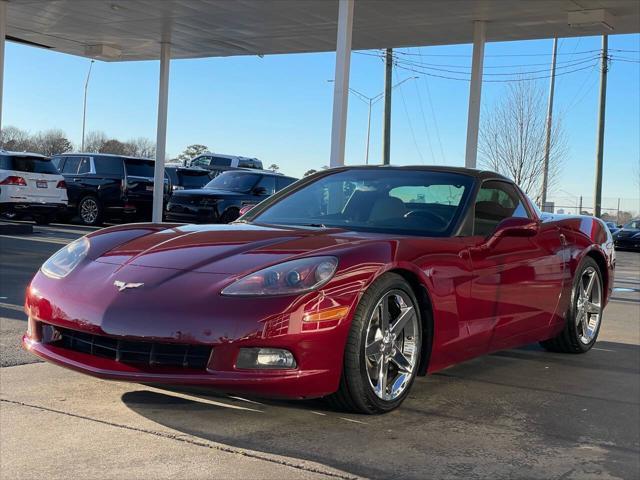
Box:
[540,37,558,211]
[81,59,95,151]
[382,48,393,165]
[594,35,608,219]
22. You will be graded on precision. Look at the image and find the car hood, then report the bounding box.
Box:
[91,223,378,275]
[616,229,640,238]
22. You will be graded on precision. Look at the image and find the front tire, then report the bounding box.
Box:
[328,273,422,414]
[540,257,604,353]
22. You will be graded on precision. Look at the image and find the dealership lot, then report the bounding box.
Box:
[1,223,639,479]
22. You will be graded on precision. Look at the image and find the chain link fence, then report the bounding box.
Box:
[545,196,640,224]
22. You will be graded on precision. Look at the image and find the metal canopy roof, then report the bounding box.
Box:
[7,0,640,61]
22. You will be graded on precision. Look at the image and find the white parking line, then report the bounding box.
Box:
[147,387,263,413]
[0,235,70,245]
[0,302,24,313]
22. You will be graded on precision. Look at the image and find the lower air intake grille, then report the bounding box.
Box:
[48,326,212,370]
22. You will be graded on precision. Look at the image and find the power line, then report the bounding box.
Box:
[394,65,425,164]
[418,46,447,164]
[393,61,598,83]
[412,75,436,162]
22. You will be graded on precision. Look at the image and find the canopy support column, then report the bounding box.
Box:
[0,1,6,132]
[152,41,171,223]
[329,0,354,168]
[464,20,486,169]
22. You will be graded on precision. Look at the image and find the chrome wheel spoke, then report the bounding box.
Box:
[366,337,383,357]
[584,271,596,297]
[378,300,390,333]
[575,266,602,345]
[375,357,387,398]
[390,305,414,337]
[390,349,412,374]
[585,301,600,315]
[365,289,420,402]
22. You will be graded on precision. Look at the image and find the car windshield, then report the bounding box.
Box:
[0,155,59,174]
[204,171,260,192]
[177,170,211,188]
[623,220,640,229]
[124,159,155,177]
[249,169,475,236]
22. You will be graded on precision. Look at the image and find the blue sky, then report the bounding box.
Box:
[4,33,639,205]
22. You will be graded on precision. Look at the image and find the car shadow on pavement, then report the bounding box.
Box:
[121,341,640,480]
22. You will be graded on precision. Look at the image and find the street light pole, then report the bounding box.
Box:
[328,76,417,165]
[365,98,372,164]
[81,59,95,152]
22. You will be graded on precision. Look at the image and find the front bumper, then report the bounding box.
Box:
[1,202,67,215]
[23,263,357,399]
[23,334,333,398]
[614,237,640,250]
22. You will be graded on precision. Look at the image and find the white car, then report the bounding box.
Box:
[0,150,68,224]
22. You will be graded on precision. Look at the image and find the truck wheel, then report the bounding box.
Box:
[78,196,103,226]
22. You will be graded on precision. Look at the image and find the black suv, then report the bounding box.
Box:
[165,166,214,194]
[166,170,297,224]
[52,153,165,225]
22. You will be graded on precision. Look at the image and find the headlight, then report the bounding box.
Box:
[221,256,338,296]
[41,237,90,279]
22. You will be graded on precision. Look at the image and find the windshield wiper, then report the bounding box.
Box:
[298,223,327,228]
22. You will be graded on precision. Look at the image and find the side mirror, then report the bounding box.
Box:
[484,217,539,249]
[252,186,268,196]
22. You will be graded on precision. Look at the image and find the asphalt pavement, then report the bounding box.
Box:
[1,222,639,479]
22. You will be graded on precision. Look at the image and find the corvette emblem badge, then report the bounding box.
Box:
[113,280,144,292]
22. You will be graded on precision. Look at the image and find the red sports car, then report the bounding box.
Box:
[24,166,615,414]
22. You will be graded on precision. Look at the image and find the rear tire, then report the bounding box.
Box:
[327,273,422,414]
[78,196,103,226]
[540,257,603,353]
[33,214,53,225]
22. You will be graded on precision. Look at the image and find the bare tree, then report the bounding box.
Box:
[83,131,108,153]
[124,137,156,158]
[0,126,34,152]
[32,129,73,156]
[268,163,280,173]
[479,79,567,202]
[99,139,129,155]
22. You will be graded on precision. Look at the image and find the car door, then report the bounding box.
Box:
[465,180,565,352]
[60,156,92,209]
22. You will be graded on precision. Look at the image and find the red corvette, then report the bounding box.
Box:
[24,166,615,414]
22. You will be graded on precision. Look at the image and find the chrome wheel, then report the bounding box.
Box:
[80,198,99,224]
[575,266,602,345]
[364,289,420,401]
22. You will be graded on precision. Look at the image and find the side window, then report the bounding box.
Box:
[77,157,91,174]
[474,181,529,236]
[275,177,295,191]
[255,175,276,195]
[94,157,124,176]
[62,157,81,174]
[211,157,232,167]
[191,156,211,167]
[51,156,65,171]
